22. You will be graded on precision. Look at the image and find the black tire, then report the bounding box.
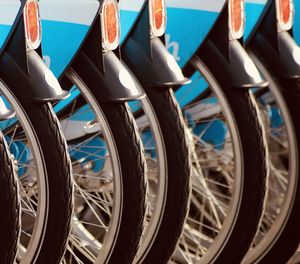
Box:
[138,87,191,264]
[174,57,267,264]
[0,81,73,264]
[99,102,148,264]
[244,51,300,264]
[0,131,20,264]
[24,104,73,264]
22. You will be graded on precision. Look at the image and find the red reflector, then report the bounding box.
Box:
[229,0,245,39]
[149,0,166,37]
[24,0,41,50]
[232,0,242,33]
[101,0,120,51]
[280,0,291,23]
[104,3,117,44]
[277,0,294,30]
[153,0,163,30]
[26,2,38,43]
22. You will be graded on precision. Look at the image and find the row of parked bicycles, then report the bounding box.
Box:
[0,0,299,263]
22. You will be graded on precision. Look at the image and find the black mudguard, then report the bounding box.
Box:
[199,39,268,88]
[68,14,145,103]
[121,1,190,88]
[0,50,69,103]
[247,0,300,79]
[72,50,145,102]
[192,3,267,89]
[0,6,68,103]
[250,31,300,79]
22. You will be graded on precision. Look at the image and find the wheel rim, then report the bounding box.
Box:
[0,80,48,263]
[130,97,167,263]
[171,58,243,263]
[242,53,298,263]
[58,70,122,263]
[58,70,167,263]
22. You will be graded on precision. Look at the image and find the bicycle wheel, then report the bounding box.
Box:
[0,130,20,264]
[0,79,73,264]
[170,56,267,263]
[54,69,147,263]
[127,97,168,263]
[135,87,191,263]
[130,91,191,263]
[60,68,189,263]
[241,52,300,264]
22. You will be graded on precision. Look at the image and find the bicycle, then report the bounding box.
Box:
[40,0,152,262]
[0,0,73,263]
[40,0,193,262]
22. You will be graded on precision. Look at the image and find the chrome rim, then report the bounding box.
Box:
[0,80,48,264]
[171,58,243,263]
[59,69,122,263]
[243,53,298,263]
[131,97,167,263]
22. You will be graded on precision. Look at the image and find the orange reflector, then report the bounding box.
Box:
[229,0,245,39]
[280,0,291,23]
[24,0,41,50]
[149,0,166,37]
[101,0,120,51]
[277,0,294,31]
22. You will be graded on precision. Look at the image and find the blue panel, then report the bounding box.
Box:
[120,10,140,43]
[244,3,266,42]
[41,20,90,78]
[0,25,12,49]
[166,8,219,67]
[294,0,300,45]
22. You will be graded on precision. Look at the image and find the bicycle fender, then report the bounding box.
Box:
[0,13,69,103]
[251,31,300,79]
[199,39,268,88]
[72,50,145,102]
[123,37,190,88]
[0,50,69,103]
[121,2,190,88]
